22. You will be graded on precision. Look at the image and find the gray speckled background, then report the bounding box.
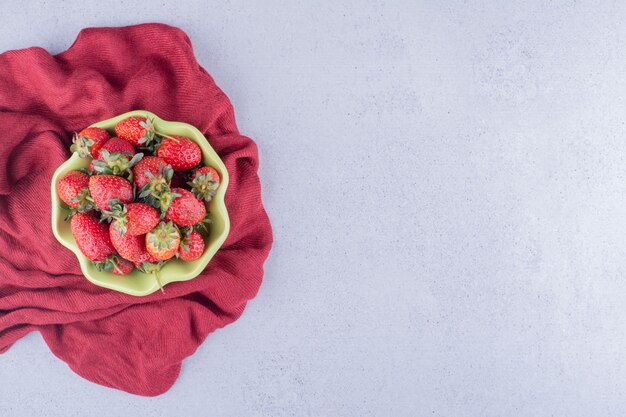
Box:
[2,1,625,416]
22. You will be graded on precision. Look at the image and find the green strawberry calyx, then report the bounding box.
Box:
[194,213,213,234]
[136,260,164,274]
[138,115,179,152]
[73,187,96,210]
[188,171,219,202]
[138,117,157,146]
[93,254,125,274]
[147,221,179,251]
[92,150,143,180]
[136,259,166,293]
[156,190,181,217]
[177,226,193,254]
[70,133,96,158]
[63,187,96,221]
[137,164,180,215]
[100,199,129,235]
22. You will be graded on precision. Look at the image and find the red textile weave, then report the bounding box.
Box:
[0,23,272,396]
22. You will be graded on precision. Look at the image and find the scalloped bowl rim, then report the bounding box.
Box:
[50,110,230,296]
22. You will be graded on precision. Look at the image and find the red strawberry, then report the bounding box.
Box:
[115,116,155,147]
[90,137,139,173]
[166,188,206,226]
[57,171,91,209]
[178,229,205,261]
[92,137,136,162]
[109,221,145,262]
[133,156,178,212]
[156,136,201,171]
[132,156,169,189]
[146,221,180,260]
[134,247,160,267]
[192,166,220,184]
[88,175,133,211]
[70,213,115,261]
[189,166,220,202]
[71,127,110,158]
[112,257,135,276]
[99,136,136,155]
[104,201,159,236]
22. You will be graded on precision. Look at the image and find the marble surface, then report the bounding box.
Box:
[2,1,626,416]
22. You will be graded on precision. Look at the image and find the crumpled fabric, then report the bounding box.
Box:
[0,23,272,396]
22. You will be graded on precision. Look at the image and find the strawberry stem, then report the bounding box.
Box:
[111,258,123,275]
[154,270,165,293]
[155,130,179,142]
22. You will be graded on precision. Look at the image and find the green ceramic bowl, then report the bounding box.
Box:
[50,110,230,296]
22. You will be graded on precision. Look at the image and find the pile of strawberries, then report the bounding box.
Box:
[57,116,220,287]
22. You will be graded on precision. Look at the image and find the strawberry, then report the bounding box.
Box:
[109,221,145,262]
[146,221,180,260]
[165,188,206,226]
[156,136,201,171]
[111,257,135,276]
[134,247,160,267]
[189,166,220,202]
[133,156,178,212]
[178,229,205,261]
[99,136,136,156]
[70,213,115,261]
[57,171,94,212]
[103,201,159,236]
[115,116,156,147]
[71,127,110,159]
[132,156,170,189]
[94,254,134,276]
[88,175,133,211]
[91,137,142,176]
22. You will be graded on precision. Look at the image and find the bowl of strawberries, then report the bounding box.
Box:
[51,110,230,296]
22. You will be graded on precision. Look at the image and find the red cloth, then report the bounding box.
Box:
[0,24,272,396]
